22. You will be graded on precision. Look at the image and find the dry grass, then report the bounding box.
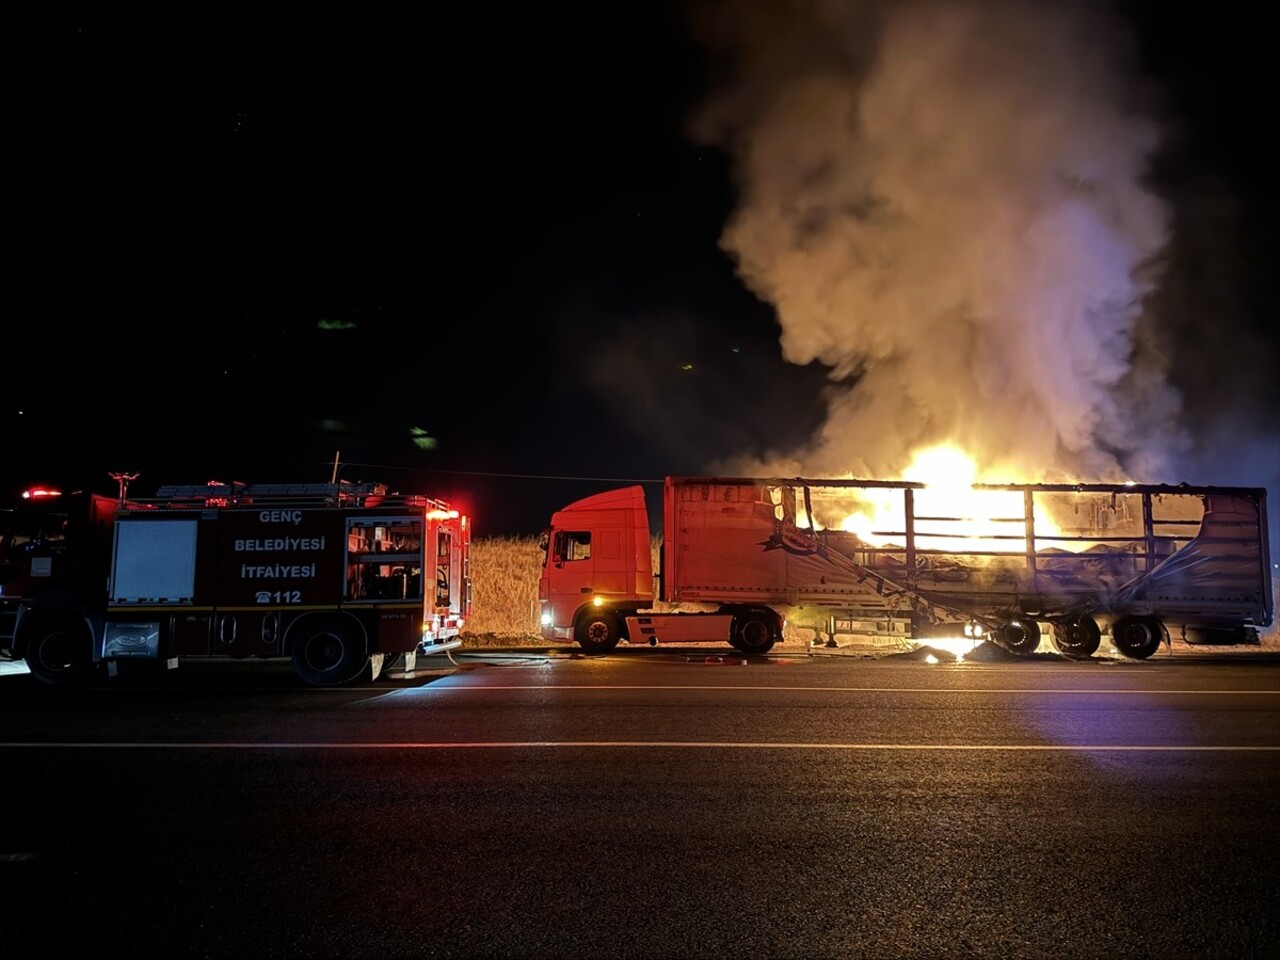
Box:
[460,536,1280,650]
[459,535,545,645]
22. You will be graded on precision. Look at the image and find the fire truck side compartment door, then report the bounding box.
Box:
[110,519,198,603]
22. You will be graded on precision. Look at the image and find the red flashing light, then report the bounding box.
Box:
[22,487,62,499]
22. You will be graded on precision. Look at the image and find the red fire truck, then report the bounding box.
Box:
[0,479,471,686]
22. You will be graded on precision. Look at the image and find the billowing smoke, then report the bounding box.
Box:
[688,0,1190,483]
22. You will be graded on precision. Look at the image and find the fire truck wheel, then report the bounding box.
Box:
[1111,615,1165,659]
[291,622,367,686]
[23,616,95,686]
[995,618,1041,655]
[1052,615,1101,658]
[576,611,622,653]
[730,610,777,655]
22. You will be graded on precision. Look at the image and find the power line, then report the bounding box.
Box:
[329,460,665,486]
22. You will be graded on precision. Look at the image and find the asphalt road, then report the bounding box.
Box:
[1,646,1278,959]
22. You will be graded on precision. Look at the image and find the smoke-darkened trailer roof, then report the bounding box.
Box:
[667,477,1268,498]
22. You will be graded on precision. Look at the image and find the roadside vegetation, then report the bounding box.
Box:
[459,536,544,645]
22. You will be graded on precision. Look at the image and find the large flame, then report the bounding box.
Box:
[838,444,1065,554]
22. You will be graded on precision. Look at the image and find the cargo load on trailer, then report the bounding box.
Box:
[538,477,1272,659]
[0,479,471,686]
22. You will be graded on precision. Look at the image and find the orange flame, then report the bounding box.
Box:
[838,444,1065,553]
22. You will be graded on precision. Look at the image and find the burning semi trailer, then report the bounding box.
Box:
[538,476,1273,659]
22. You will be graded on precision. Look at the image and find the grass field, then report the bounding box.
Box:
[458,536,544,644]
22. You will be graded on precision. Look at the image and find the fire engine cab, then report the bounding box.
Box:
[0,480,471,686]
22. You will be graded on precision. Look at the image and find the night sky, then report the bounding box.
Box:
[11,3,1277,539]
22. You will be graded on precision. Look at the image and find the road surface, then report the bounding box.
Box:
[1,645,1277,959]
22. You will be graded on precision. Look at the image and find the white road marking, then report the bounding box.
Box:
[402,684,1280,695]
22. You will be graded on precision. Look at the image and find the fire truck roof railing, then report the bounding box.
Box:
[136,482,455,513]
[153,482,386,499]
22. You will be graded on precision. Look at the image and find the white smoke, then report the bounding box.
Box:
[688,0,1189,483]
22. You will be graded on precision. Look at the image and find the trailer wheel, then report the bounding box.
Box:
[994,618,1041,655]
[576,611,622,653]
[291,622,367,686]
[1053,615,1101,658]
[730,609,778,655]
[23,615,95,686]
[1111,615,1164,660]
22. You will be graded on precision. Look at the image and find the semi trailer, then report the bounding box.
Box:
[538,477,1272,659]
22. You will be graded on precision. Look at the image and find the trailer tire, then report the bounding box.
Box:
[1111,615,1164,660]
[291,621,367,687]
[23,615,95,686]
[576,611,622,653]
[1053,615,1101,658]
[730,609,778,655]
[995,618,1041,655]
